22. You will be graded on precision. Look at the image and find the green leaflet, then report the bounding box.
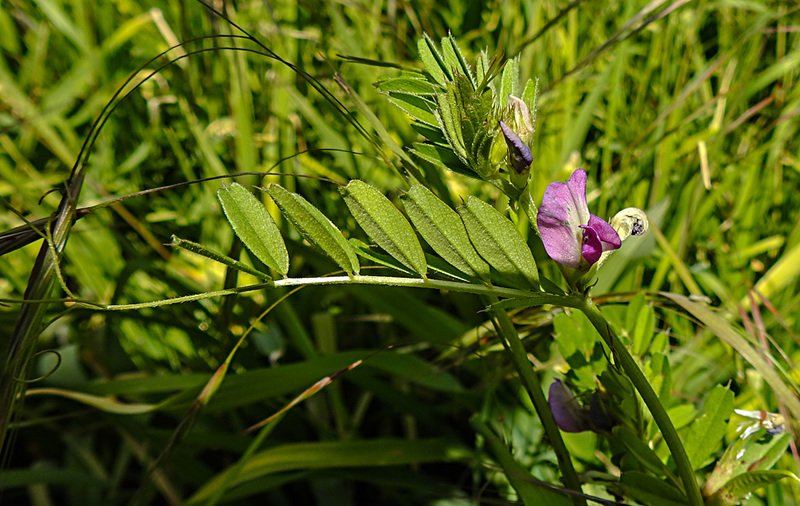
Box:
[476,50,489,89]
[499,55,520,103]
[384,92,438,127]
[417,33,450,85]
[618,472,689,506]
[683,385,733,470]
[410,142,474,178]
[458,196,539,289]
[402,185,490,281]
[704,431,791,498]
[265,184,359,276]
[441,35,474,85]
[217,182,288,277]
[723,470,800,498]
[340,180,427,276]
[631,301,656,356]
[374,76,436,96]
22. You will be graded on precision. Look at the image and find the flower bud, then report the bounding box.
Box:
[499,120,532,176]
[610,207,649,241]
[548,379,591,433]
[507,95,534,140]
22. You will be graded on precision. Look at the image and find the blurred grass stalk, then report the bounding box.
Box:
[0,171,84,457]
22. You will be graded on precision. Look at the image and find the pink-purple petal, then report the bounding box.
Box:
[538,197,582,268]
[580,225,603,265]
[548,380,591,433]
[538,172,590,269]
[587,215,621,251]
[538,169,621,269]
[566,169,591,225]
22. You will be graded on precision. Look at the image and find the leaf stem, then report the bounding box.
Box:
[577,296,703,506]
[97,275,580,311]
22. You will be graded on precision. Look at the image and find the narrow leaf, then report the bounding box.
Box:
[402,184,490,280]
[441,35,473,85]
[435,92,468,162]
[265,184,359,276]
[618,471,689,506]
[384,92,438,126]
[169,235,271,281]
[410,122,446,143]
[375,77,436,95]
[723,469,800,498]
[476,50,489,88]
[340,180,427,276]
[410,143,474,178]
[458,196,539,289]
[499,56,520,101]
[217,183,289,276]
[188,439,469,503]
[26,388,157,415]
[631,303,655,356]
[417,34,450,85]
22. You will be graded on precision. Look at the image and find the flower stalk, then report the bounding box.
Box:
[576,296,703,506]
[487,296,587,506]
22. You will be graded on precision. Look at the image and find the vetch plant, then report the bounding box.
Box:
[193,34,795,506]
[104,33,800,506]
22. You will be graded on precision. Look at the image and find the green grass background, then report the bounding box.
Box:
[1,0,799,504]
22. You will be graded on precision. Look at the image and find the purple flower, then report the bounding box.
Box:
[499,120,532,175]
[537,169,621,269]
[548,379,591,433]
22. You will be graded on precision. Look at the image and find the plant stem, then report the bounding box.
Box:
[99,275,581,311]
[488,296,587,506]
[577,297,703,506]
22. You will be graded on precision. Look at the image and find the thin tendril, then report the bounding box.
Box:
[12,350,62,384]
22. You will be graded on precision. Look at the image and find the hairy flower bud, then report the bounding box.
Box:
[499,120,533,176]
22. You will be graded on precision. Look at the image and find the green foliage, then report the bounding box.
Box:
[340,180,427,276]
[265,183,360,276]
[217,182,288,277]
[684,386,734,470]
[402,184,490,281]
[458,196,540,289]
